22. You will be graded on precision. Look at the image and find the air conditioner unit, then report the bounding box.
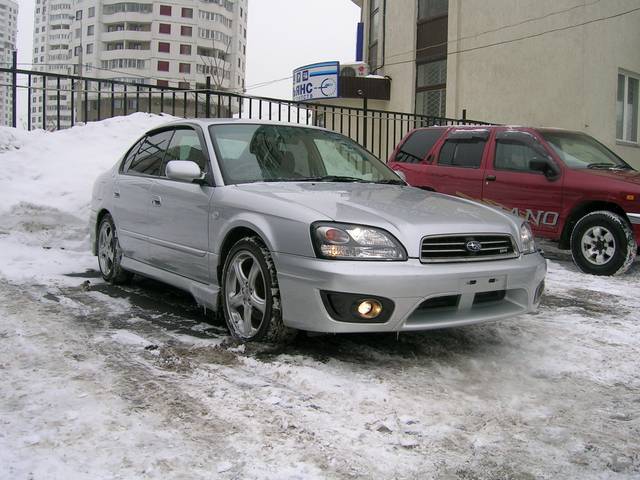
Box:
[339,62,369,78]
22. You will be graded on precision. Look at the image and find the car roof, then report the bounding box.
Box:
[153,118,330,132]
[414,124,584,135]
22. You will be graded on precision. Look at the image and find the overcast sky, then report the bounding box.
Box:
[15,0,362,99]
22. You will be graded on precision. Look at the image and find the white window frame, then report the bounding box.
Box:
[617,69,639,144]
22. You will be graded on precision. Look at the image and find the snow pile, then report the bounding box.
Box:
[0,113,177,284]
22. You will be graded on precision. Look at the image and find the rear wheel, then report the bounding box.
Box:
[97,214,132,284]
[221,236,296,344]
[570,211,636,276]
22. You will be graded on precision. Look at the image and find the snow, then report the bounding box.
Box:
[0,113,176,286]
[0,115,639,478]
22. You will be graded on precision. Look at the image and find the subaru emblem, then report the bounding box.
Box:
[466,240,482,253]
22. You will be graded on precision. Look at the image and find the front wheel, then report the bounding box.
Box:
[570,211,636,276]
[221,236,296,344]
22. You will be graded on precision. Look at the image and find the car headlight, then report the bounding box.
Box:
[520,222,536,254]
[311,222,407,261]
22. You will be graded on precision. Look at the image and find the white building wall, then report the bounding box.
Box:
[447,0,640,167]
[0,0,18,126]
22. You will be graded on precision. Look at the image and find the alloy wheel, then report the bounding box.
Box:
[581,226,616,265]
[225,251,267,338]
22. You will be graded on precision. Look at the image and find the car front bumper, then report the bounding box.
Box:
[274,253,547,333]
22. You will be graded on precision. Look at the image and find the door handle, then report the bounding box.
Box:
[151,195,162,206]
[485,175,496,182]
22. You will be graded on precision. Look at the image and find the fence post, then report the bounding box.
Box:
[11,50,17,128]
[362,96,368,150]
[205,76,211,118]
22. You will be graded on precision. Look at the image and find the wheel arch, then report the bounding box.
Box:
[217,226,268,283]
[560,201,628,249]
[93,208,112,255]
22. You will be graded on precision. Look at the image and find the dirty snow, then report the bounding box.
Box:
[0,115,639,479]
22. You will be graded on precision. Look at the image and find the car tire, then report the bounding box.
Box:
[221,236,296,344]
[97,214,133,284]
[570,210,636,276]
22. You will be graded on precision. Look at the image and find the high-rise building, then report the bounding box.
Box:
[31,0,74,129]
[0,0,18,126]
[32,0,248,129]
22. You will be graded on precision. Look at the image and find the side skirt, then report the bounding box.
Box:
[121,256,220,311]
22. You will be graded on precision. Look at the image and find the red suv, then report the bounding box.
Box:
[388,126,640,276]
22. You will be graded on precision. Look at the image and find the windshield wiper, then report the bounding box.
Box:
[375,179,406,185]
[587,162,623,170]
[297,175,371,183]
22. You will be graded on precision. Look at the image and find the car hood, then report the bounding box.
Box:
[572,167,640,187]
[235,182,522,257]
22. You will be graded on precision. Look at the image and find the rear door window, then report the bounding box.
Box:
[437,138,486,168]
[126,130,174,177]
[394,128,444,163]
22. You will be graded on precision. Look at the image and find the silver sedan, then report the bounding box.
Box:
[90,119,546,343]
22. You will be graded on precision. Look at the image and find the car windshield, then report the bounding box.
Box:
[208,124,404,185]
[541,131,632,170]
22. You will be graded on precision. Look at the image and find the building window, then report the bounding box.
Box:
[179,63,191,74]
[158,60,169,71]
[368,0,381,73]
[416,59,447,117]
[75,9,82,20]
[418,0,448,21]
[617,71,639,143]
[178,81,190,89]
[181,7,193,18]
[181,25,192,36]
[157,80,169,87]
[88,6,95,17]
[160,5,171,16]
[180,44,191,55]
[73,45,81,56]
[158,42,170,53]
[87,24,94,36]
[159,23,171,34]
[86,43,93,54]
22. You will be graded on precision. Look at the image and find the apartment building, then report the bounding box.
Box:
[351,0,640,167]
[0,0,18,126]
[32,0,247,129]
[31,0,75,128]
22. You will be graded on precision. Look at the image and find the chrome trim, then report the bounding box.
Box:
[627,213,640,225]
[420,233,519,263]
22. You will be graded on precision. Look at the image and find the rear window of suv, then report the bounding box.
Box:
[394,128,444,163]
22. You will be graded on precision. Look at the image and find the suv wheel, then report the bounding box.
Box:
[221,236,296,344]
[570,211,636,276]
[97,214,132,284]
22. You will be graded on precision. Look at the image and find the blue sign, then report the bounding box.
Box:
[292,61,340,102]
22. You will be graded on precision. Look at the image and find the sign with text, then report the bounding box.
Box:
[292,61,339,102]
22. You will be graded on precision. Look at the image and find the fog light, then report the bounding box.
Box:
[356,299,383,319]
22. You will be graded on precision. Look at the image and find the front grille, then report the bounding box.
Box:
[420,234,518,263]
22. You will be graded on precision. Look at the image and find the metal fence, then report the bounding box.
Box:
[2,57,489,160]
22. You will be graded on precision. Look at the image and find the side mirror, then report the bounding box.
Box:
[529,157,560,179]
[166,160,203,182]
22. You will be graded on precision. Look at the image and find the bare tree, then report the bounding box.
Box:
[199,36,232,91]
